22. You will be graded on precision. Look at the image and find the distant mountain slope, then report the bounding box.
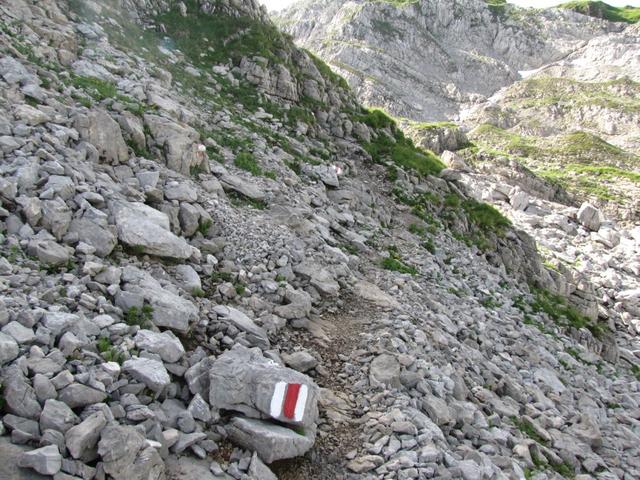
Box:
[276,0,619,121]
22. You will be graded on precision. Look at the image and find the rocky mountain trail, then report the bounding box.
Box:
[0,0,638,479]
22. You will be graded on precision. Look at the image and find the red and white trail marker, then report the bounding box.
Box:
[270,382,308,422]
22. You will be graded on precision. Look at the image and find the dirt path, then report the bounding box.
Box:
[272,294,386,480]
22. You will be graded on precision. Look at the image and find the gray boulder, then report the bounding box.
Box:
[219,174,266,201]
[2,365,42,420]
[18,446,62,476]
[58,384,107,409]
[122,266,198,332]
[27,236,71,266]
[123,357,171,393]
[0,331,19,365]
[369,353,401,389]
[577,202,601,231]
[134,329,185,363]
[40,399,79,434]
[227,416,315,463]
[98,425,165,480]
[144,114,201,175]
[65,411,107,462]
[213,305,270,349]
[76,109,128,164]
[209,346,318,427]
[111,201,194,260]
[68,217,117,257]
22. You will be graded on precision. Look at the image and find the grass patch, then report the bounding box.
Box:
[559,1,640,23]
[531,288,604,338]
[512,416,548,446]
[462,199,511,235]
[125,305,154,327]
[357,108,444,177]
[234,152,262,176]
[381,246,418,275]
[197,219,213,236]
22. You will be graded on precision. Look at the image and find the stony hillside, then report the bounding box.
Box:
[0,1,639,480]
[276,0,621,122]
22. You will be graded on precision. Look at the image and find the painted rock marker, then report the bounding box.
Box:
[270,382,309,422]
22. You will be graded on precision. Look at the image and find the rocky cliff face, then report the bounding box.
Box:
[0,1,639,480]
[277,0,620,121]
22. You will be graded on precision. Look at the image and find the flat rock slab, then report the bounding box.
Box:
[111,201,193,260]
[227,416,315,464]
[0,438,49,480]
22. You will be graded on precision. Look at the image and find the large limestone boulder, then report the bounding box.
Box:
[110,201,194,260]
[227,417,316,463]
[209,346,319,428]
[121,266,198,333]
[98,425,164,480]
[144,114,203,175]
[577,202,602,231]
[75,109,128,164]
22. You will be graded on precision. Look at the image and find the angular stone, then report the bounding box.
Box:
[219,174,265,201]
[0,331,19,365]
[134,329,185,363]
[77,109,128,164]
[2,321,35,344]
[123,357,171,393]
[227,416,315,463]
[354,281,399,310]
[99,425,164,480]
[213,305,270,349]
[577,203,601,232]
[282,351,318,372]
[27,237,70,266]
[111,201,193,260]
[248,451,277,480]
[68,217,117,257]
[18,445,62,476]
[58,384,107,409]
[369,354,401,388]
[144,114,202,175]
[40,399,79,434]
[2,365,42,420]
[41,312,79,338]
[65,412,106,461]
[209,346,318,427]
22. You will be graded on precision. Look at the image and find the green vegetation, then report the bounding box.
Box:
[531,288,604,338]
[197,219,213,236]
[512,416,548,446]
[470,123,640,203]
[211,271,234,284]
[559,1,640,23]
[97,337,126,364]
[632,365,640,380]
[356,108,444,177]
[191,288,206,298]
[513,77,640,113]
[381,246,418,275]
[462,199,511,236]
[125,305,154,327]
[234,152,262,176]
[485,0,508,15]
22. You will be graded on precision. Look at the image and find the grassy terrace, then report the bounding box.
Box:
[469,124,640,202]
[559,1,640,23]
[507,77,640,113]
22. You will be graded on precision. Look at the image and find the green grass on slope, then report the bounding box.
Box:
[559,1,640,23]
[469,124,640,202]
[508,77,640,114]
[356,108,445,176]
